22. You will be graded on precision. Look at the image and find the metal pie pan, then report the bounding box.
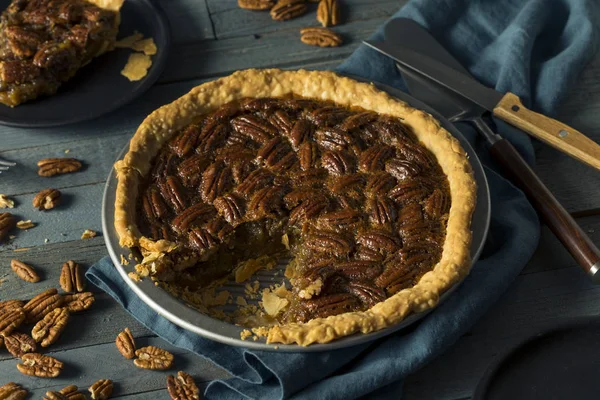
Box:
[101,80,491,352]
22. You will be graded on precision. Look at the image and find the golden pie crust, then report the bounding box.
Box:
[114,69,476,346]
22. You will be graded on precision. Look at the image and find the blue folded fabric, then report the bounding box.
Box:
[87,0,600,398]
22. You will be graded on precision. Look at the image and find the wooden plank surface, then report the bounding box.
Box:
[1,0,600,399]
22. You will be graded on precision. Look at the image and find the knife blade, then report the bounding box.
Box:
[364,39,600,172]
[377,19,600,282]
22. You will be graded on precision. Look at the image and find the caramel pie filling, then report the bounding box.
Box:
[135,96,451,326]
[0,0,119,107]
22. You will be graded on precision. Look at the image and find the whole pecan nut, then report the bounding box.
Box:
[0,306,25,336]
[60,260,85,293]
[88,379,113,400]
[0,382,28,400]
[59,385,87,400]
[33,188,61,210]
[316,0,340,27]
[270,0,307,21]
[62,292,95,312]
[10,259,41,283]
[300,27,342,47]
[134,346,174,370]
[4,331,37,357]
[37,158,82,177]
[0,299,24,313]
[23,288,64,323]
[238,0,275,10]
[115,327,136,359]
[32,307,70,347]
[0,212,16,242]
[167,371,200,400]
[17,353,64,378]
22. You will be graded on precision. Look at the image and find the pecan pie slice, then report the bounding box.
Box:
[114,69,476,346]
[0,0,123,107]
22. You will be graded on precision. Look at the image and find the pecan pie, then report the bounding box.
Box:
[0,0,123,107]
[115,69,476,345]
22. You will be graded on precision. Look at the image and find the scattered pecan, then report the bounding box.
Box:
[32,307,70,347]
[115,327,136,359]
[81,229,97,239]
[238,0,275,10]
[4,331,37,357]
[62,292,95,312]
[37,158,82,177]
[0,194,15,208]
[10,259,41,283]
[33,188,61,210]
[134,346,174,370]
[59,385,87,400]
[16,220,35,230]
[0,212,16,242]
[0,306,25,336]
[60,260,85,293]
[23,288,63,323]
[88,379,113,400]
[0,299,24,313]
[270,0,307,21]
[17,353,64,378]
[300,27,342,47]
[0,382,28,400]
[167,371,200,400]
[317,0,340,27]
[43,391,69,400]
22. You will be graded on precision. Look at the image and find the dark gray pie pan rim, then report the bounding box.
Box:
[101,79,491,352]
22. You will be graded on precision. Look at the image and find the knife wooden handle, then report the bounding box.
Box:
[493,92,600,171]
[489,138,600,282]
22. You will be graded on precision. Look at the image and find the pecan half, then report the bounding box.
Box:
[269,109,294,135]
[346,281,386,308]
[321,150,355,175]
[388,179,432,204]
[4,332,37,358]
[367,196,397,225]
[317,0,340,27]
[0,212,16,242]
[339,112,378,132]
[172,203,217,233]
[167,371,200,400]
[32,307,70,347]
[329,174,365,195]
[0,383,28,400]
[231,114,277,143]
[134,346,174,370]
[116,327,136,359]
[37,158,82,177]
[0,306,25,336]
[33,188,61,210]
[23,288,64,323]
[160,176,188,213]
[204,218,234,242]
[356,230,401,254]
[59,385,86,400]
[0,299,24,313]
[304,231,353,258]
[365,172,396,195]
[142,186,169,222]
[359,145,395,172]
[201,161,232,202]
[238,0,275,10]
[385,158,423,180]
[298,141,318,170]
[375,263,422,295]
[289,118,313,149]
[236,168,273,197]
[62,292,95,312]
[270,0,307,21]
[60,260,85,293]
[424,188,450,218]
[177,154,210,188]
[188,227,218,252]
[198,122,229,154]
[171,125,200,157]
[303,293,359,319]
[333,260,382,281]
[317,209,360,228]
[300,27,342,47]
[17,353,63,378]
[88,379,113,400]
[11,259,41,282]
[214,194,246,226]
[314,127,355,152]
[44,391,69,400]
[257,137,294,169]
[289,197,328,225]
[247,186,285,220]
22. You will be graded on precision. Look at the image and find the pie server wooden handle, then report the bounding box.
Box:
[489,138,600,282]
[493,93,600,171]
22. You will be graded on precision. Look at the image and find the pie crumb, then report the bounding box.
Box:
[251,327,269,337]
[44,238,49,243]
[234,255,276,283]
[128,272,142,282]
[64,149,70,154]
[121,53,152,81]
[0,194,14,208]
[132,38,157,55]
[261,289,289,317]
[298,278,323,300]
[120,254,130,265]
[281,233,290,250]
[240,329,253,340]
[9,235,15,240]
[81,229,97,239]
[16,220,35,230]
[236,296,248,306]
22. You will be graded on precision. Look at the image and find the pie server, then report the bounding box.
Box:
[364,20,600,282]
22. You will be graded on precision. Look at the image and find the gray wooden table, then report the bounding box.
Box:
[1,1,600,399]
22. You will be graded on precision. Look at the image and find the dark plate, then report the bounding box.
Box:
[0,0,171,127]
[102,79,491,351]
[474,317,600,400]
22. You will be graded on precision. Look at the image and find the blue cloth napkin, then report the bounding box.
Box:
[87,0,600,398]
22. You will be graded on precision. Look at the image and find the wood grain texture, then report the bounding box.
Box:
[494,92,600,172]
